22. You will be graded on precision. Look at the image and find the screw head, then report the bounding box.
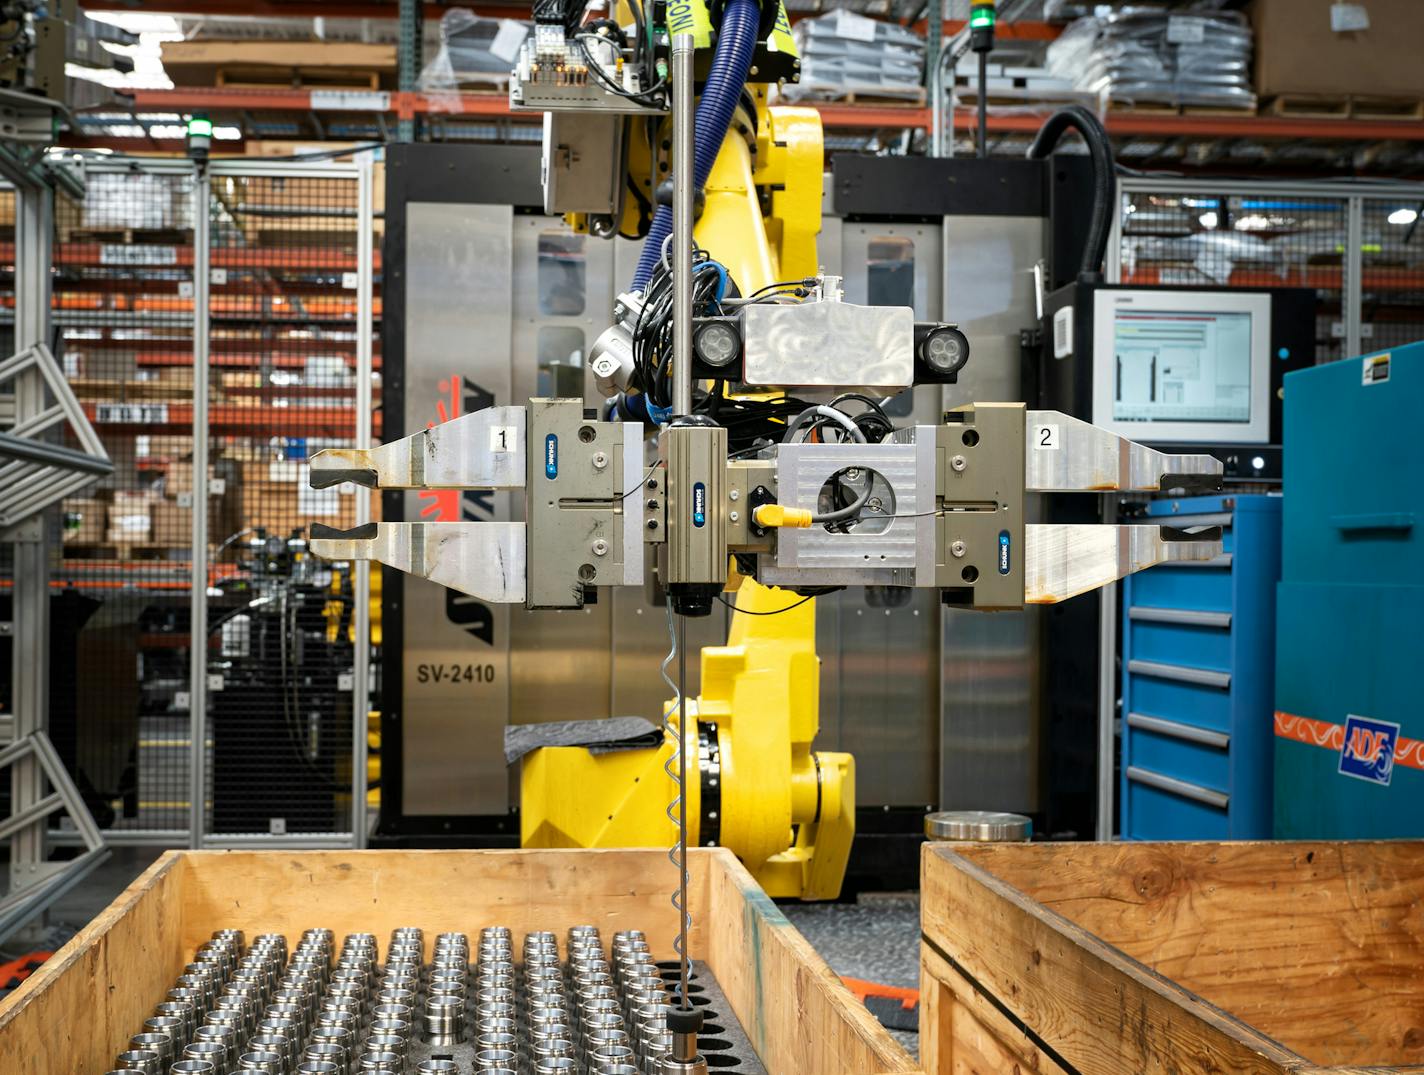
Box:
[592,539,609,556]
[951,454,968,472]
[591,451,608,469]
[866,496,883,513]
[729,511,739,523]
[951,540,967,558]
[728,489,740,501]
[844,467,861,480]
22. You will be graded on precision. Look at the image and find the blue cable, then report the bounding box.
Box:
[630,0,760,292]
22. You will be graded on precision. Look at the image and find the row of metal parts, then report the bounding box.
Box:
[104,924,688,1074]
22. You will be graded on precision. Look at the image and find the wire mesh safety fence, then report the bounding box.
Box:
[14,157,376,848]
[201,162,374,843]
[48,166,199,841]
[1114,178,1424,365]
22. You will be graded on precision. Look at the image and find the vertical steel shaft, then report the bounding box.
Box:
[676,613,690,1004]
[670,33,696,418]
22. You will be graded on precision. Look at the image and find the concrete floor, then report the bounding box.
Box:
[6,848,921,1055]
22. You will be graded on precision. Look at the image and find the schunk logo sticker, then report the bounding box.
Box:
[692,482,707,528]
[545,434,559,479]
[998,530,1011,575]
[1339,714,1400,786]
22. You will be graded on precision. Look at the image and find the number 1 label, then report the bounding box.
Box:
[490,425,516,453]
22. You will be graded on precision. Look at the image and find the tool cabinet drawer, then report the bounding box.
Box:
[1120,494,1281,839]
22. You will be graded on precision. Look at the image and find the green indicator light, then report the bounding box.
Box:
[187,116,213,138]
[969,7,995,28]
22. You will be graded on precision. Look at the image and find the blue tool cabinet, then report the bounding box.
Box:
[1119,494,1281,839]
[1274,341,1424,838]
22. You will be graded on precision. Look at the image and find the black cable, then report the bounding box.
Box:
[716,593,816,616]
[1027,106,1115,278]
[577,34,666,104]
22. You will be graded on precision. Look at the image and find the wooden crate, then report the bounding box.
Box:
[0,848,918,1075]
[920,840,1424,1075]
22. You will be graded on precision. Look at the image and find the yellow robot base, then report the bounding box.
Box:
[521,580,854,900]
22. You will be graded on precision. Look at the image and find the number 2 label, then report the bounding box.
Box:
[1034,424,1060,450]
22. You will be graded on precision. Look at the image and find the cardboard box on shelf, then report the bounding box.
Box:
[137,434,193,460]
[166,462,228,498]
[1250,0,1424,99]
[106,512,152,543]
[63,498,108,544]
[240,479,357,537]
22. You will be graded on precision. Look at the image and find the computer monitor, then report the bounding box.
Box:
[1091,288,1272,445]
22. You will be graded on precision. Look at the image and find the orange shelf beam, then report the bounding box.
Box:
[83,401,382,438]
[126,87,1424,141]
[1123,267,1424,291]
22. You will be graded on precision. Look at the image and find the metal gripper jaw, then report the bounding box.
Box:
[305,400,645,610]
[1020,409,1226,605]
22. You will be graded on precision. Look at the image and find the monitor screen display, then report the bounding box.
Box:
[1090,288,1272,445]
[1111,310,1252,425]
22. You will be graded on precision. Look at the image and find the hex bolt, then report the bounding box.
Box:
[951,540,967,558]
[592,539,609,557]
[729,511,739,523]
[728,489,740,501]
[591,451,608,470]
[950,455,968,472]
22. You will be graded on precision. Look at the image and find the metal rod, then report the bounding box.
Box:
[977,50,988,158]
[926,0,943,156]
[676,612,690,1005]
[190,163,212,849]
[10,176,53,898]
[352,150,375,849]
[671,33,695,419]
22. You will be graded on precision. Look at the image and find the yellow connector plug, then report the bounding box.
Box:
[753,503,814,529]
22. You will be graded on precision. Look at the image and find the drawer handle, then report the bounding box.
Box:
[1128,659,1231,690]
[1129,607,1232,629]
[1126,766,1229,809]
[1331,512,1414,534]
[1127,712,1230,749]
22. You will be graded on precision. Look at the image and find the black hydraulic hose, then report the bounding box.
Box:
[1027,105,1115,279]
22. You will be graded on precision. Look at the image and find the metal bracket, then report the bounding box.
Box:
[0,342,113,529]
[310,521,527,603]
[0,731,110,944]
[309,406,527,490]
[1024,410,1222,493]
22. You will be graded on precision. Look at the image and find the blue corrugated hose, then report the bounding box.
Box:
[630,0,760,292]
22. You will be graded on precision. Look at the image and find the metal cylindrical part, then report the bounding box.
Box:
[423,993,466,1044]
[114,1050,162,1073]
[236,1050,283,1073]
[356,1050,401,1073]
[474,1048,520,1071]
[670,31,696,418]
[923,809,1032,842]
[415,1062,460,1074]
[130,1033,175,1068]
[302,1042,348,1075]
[167,1063,216,1075]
